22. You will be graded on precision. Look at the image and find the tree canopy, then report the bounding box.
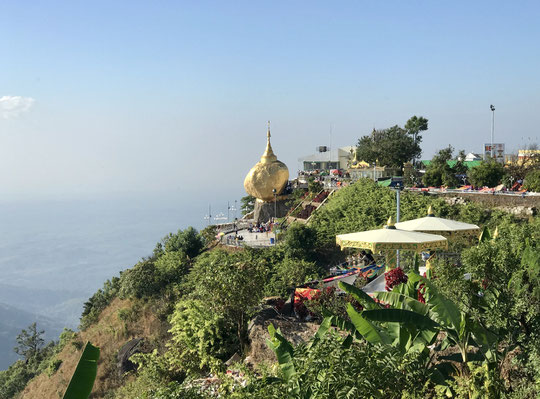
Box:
[404,115,428,142]
[523,169,540,192]
[356,116,426,172]
[468,158,505,188]
[14,323,44,361]
[422,146,466,188]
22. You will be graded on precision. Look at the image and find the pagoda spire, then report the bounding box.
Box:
[261,120,277,163]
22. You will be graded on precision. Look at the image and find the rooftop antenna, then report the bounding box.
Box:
[329,124,333,169]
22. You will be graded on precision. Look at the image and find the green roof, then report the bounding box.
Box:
[421,160,482,169]
[377,179,392,187]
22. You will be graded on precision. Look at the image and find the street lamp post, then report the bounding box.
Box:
[272,188,278,245]
[203,204,212,226]
[272,188,277,221]
[395,182,401,268]
[490,105,496,158]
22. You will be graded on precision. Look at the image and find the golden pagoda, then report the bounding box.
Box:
[244,122,289,202]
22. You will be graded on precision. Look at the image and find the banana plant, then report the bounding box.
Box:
[340,274,498,363]
[266,317,333,396]
[338,280,438,352]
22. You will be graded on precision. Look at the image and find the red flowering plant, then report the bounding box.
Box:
[384,267,408,291]
[304,285,362,320]
[417,283,426,303]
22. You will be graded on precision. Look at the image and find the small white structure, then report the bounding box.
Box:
[299,146,355,170]
[464,152,482,162]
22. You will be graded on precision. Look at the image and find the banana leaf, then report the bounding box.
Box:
[63,342,100,399]
[341,334,353,349]
[362,308,440,330]
[338,281,379,310]
[266,324,297,384]
[307,317,332,349]
[372,291,430,315]
[266,327,300,395]
[346,304,391,345]
[414,328,439,347]
[478,226,491,242]
[469,320,499,363]
[386,322,412,352]
[408,273,462,331]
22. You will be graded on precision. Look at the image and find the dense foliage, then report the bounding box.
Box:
[4,178,539,398]
[240,195,255,216]
[468,158,505,188]
[356,116,426,171]
[0,327,75,398]
[357,125,421,172]
[309,178,494,253]
[422,147,466,187]
[523,169,540,192]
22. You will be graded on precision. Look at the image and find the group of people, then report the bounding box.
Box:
[346,250,376,267]
[247,222,272,234]
[225,235,244,245]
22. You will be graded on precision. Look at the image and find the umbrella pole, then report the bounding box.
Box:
[413,252,420,274]
[385,251,397,271]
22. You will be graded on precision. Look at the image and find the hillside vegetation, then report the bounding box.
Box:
[2,179,539,398]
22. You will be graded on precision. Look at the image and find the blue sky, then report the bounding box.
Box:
[1,1,539,200]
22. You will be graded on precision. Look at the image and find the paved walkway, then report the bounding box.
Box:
[221,229,276,248]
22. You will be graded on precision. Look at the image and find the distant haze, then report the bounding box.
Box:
[1,1,540,200]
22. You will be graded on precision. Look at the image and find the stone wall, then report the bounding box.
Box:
[439,193,538,216]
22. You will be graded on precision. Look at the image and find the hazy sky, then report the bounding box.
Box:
[2,1,539,200]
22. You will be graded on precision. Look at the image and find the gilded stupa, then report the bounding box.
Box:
[244,122,289,202]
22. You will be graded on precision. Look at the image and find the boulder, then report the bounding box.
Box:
[246,311,319,367]
[117,338,144,376]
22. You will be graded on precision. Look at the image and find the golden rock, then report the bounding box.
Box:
[244,123,289,202]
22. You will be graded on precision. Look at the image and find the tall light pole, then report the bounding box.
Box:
[272,188,278,245]
[203,204,212,226]
[395,182,401,268]
[272,188,277,221]
[490,105,496,158]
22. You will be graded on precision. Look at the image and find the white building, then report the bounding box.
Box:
[298,146,355,171]
[464,152,482,162]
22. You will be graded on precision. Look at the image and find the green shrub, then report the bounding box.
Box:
[80,277,121,330]
[162,227,205,258]
[186,249,267,351]
[234,333,431,398]
[265,257,321,297]
[523,169,540,192]
[167,299,237,375]
[281,223,318,261]
[46,358,62,376]
[468,159,504,188]
[119,260,161,299]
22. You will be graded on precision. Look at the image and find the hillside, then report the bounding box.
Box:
[3,180,540,398]
[20,297,165,398]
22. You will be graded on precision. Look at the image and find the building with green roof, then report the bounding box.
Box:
[420,160,482,169]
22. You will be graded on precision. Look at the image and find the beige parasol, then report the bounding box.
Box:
[336,217,448,270]
[394,206,480,239]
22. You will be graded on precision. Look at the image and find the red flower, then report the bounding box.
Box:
[385,268,408,291]
[417,283,426,304]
